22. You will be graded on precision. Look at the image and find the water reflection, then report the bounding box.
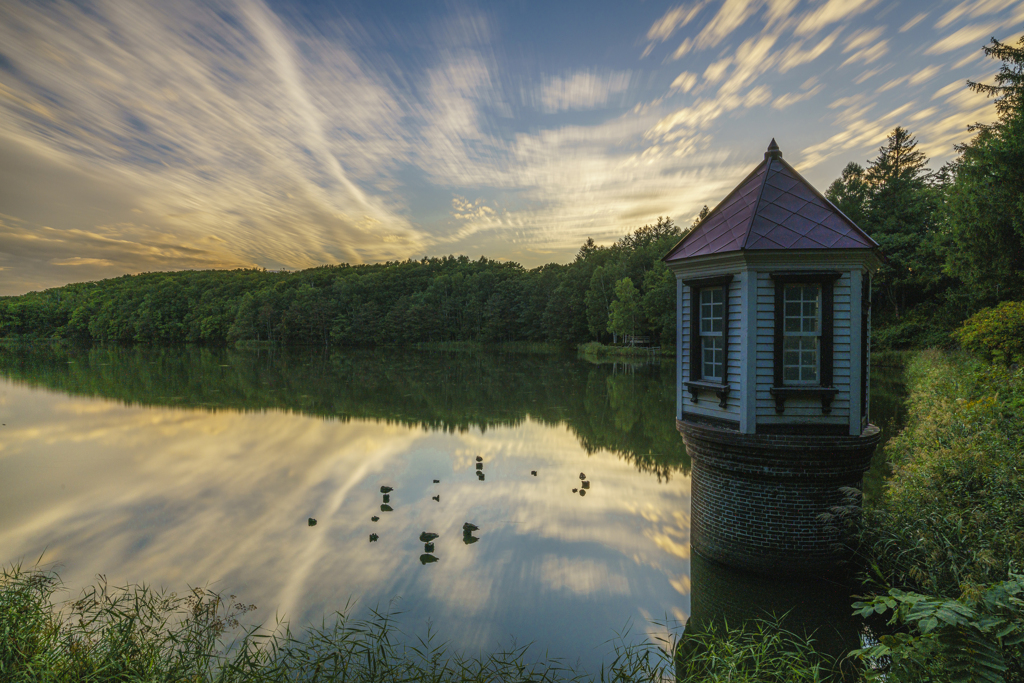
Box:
[0,345,690,668]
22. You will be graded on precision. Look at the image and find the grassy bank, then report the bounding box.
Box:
[577,342,667,359]
[849,350,1024,680]
[861,350,1024,595]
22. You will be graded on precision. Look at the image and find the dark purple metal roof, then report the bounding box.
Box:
[664,140,878,262]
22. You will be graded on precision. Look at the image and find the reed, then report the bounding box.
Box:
[2,564,837,683]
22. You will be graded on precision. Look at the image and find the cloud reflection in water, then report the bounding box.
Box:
[0,379,690,663]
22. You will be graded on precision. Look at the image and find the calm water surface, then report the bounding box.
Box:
[0,345,905,669]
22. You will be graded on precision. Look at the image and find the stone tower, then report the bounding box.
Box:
[663,139,882,575]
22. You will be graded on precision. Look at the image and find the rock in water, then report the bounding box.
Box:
[432,495,440,502]
[476,456,483,462]
[579,472,586,480]
[582,481,590,489]
[462,522,479,532]
[419,531,439,542]
[531,471,537,476]
[380,486,393,493]
[424,542,434,553]
[382,494,390,503]
[433,479,440,483]
[380,504,393,512]
[308,518,317,526]
[369,533,379,542]
[572,488,577,493]
[371,516,379,522]
[419,554,439,565]
[579,489,586,497]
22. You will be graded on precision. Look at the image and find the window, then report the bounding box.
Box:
[782,284,820,384]
[683,274,733,408]
[700,287,725,381]
[769,271,840,414]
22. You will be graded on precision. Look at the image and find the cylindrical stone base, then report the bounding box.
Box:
[678,419,880,576]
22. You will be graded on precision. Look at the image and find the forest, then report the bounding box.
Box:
[1,38,1022,352]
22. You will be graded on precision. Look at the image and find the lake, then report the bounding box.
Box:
[0,344,905,670]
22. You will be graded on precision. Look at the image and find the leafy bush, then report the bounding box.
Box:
[851,577,1024,683]
[952,300,1024,363]
[862,351,1024,595]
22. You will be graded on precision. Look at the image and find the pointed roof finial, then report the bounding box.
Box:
[765,138,782,160]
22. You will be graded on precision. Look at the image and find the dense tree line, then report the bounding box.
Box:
[825,37,1024,347]
[0,217,691,348]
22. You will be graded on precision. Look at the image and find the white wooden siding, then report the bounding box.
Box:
[680,274,743,421]
[754,270,852,425]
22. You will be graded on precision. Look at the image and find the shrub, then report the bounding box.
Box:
[862,351,1024,596]
[952,300,1024,363]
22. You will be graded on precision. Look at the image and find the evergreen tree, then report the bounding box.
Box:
[945,36,1024,302]
[863,127,943,319]
[825,162,869,227]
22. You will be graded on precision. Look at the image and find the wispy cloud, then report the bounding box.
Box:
[536,70,632,113]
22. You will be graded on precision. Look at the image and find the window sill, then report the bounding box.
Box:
[769,386,838,414]
[685,380,730,408]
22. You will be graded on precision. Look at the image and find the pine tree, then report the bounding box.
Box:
[862,127,942,320]
[945,36,1024,302]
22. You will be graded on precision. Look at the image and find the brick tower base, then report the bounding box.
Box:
[678,419,881,576]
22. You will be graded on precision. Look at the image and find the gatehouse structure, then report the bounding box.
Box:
[664,139,883,575]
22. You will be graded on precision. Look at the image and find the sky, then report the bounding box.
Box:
[0,0,1022,295]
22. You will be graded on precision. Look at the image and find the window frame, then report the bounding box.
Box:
[682,274,734,408]
[699,286,726,381]
[780,283,822,385]
[769,271,841,414]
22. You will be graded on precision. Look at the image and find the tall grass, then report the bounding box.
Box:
[2,563,844,683]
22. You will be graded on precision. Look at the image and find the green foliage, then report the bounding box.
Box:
[825,161,870,227]
[607,278,642,339]
[861,351,1024,596]
[952,300,1024,363]
[851,577,1024,683]
[676,618,837,682]
[945,37,1024,303]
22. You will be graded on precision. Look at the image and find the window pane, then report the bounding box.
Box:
[702,337,723,380]
[700,287,723,335]
[782,336,818,384]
